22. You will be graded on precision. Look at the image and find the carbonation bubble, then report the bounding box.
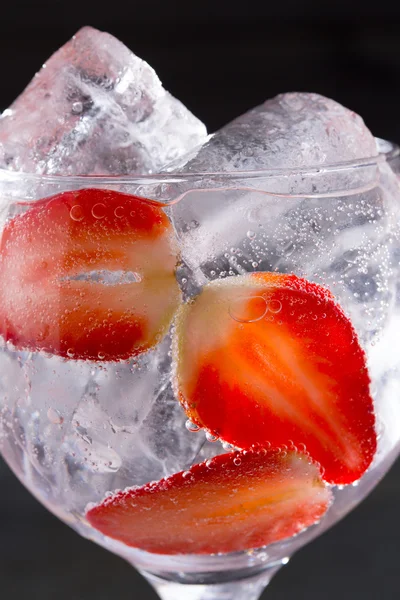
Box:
[114,206,124,218]
[185,419,200,432]
[70,205,84,221]
[222,441,235,451]
[268,299,282,314]
[229,296,268,323]
[71,101,83,115]
[92,203,106,219]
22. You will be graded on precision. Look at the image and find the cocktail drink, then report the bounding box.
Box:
[0,27,399,600]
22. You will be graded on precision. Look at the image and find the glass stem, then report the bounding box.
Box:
[144,565,282,600]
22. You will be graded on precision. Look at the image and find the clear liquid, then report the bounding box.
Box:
[1,161,400,578]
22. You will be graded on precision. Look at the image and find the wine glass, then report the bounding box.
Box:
[0,139,399,600]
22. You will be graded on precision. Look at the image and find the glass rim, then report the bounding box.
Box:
[0,137,397,185]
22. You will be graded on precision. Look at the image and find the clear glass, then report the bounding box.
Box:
[0,138,399,600]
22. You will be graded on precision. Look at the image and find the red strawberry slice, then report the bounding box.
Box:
[0,188,180,361]
[86,448,331,555]
[173,273,376,485]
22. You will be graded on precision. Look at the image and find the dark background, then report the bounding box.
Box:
[1,2,400,599]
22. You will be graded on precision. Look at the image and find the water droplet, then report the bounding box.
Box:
[66,348,75,358]
[233,457,242,466]
[205,459,214,468]
[229,296,267,323]
[92,203,106,219]
[114,206,124,218]
[47,407,64,425]
[268,299,282,314]
[98,351,106,360]
[70,205,84,221]
[247,230,256,240]
[205,431,219,443]
[185,420,200,432]
[182,471,192,479]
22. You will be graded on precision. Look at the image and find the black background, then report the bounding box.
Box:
[1,2,400,599]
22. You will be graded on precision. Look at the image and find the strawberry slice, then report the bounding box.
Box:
[173,273,376,485]
[0,188,180,361]
[86,448,331,555]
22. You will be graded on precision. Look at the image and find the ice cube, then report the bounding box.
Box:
[168,93,398,344]
[168,93,378,272]
[0,335,206,514]
[0,27,207,175]
[169,94,379,272]
[169,92,378,173]
[168,93,379,273]
[0,347,94,505]
[58,342,207,512]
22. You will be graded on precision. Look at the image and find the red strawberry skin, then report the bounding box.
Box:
[86,448,332,555]
[0,188,180,361]
[174,273,376,485]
